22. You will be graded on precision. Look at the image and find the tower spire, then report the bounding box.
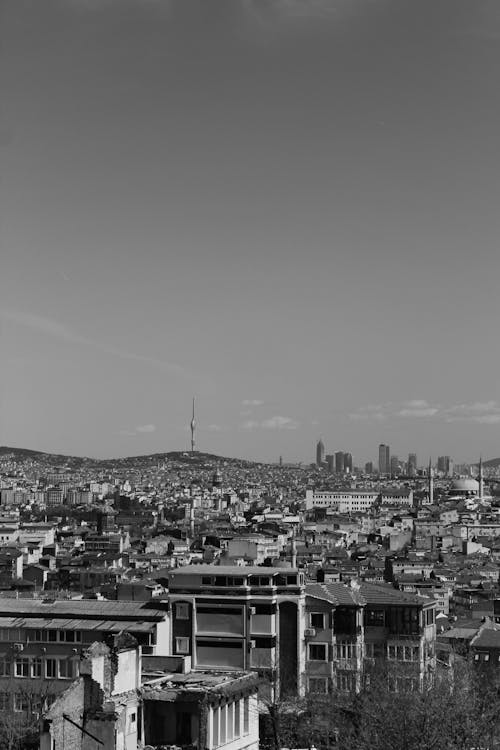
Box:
[478,456,484,500]
[190,397,196,454]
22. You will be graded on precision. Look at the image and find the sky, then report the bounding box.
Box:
[1,0,500,465]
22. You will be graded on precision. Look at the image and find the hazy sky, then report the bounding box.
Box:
[2,0,500,464]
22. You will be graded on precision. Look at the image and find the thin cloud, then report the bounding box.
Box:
[262,415,299,430]
[350,399,500,424]
[242,399,264,407]
[350,400,439,421]
[445,401,500,424]
[207,424,222,432]
[1,309,186,376]
[242,415,299,430]
[136,424,156,433]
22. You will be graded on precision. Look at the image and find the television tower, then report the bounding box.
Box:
[190,397,196,454]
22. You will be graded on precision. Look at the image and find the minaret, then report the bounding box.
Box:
[428,458,434,505]
[478,456,484,500]
[190,397,196,454]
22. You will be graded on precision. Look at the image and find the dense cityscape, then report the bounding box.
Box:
[1,423,500,749]
[4,0,500,748]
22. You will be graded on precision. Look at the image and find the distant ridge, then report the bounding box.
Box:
[483,457,500,469]
[0,445,262,467]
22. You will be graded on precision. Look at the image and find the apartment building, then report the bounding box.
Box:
[166,564,306,698]
[304,581,437,694]
[0,598,170,712]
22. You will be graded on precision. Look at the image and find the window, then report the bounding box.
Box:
[336,641,354,659]
[175,637,190,654]
[220,704,226,745]
[365,643,376,658]
[0,660,10,677]
[175,603,189,620]
[46,659,57,679]
[337,672,355,692]
[243,697,249,735]
[388,645,396,660]
[0,693,9,711]
[32,658,42,678]
[365,609,385,627]
[58,659,72,678]
[309,644,327,661]
[227,702,234,741]
[15,658,29,678]
[310,613,326,629]
[309,677,328,694]
[128,712,136,732]
[14,694,29,713]
[213,707,220,746]
[234,699,241,737]
[202,576,213,585]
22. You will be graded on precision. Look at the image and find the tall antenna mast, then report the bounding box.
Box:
[190,397,196,454]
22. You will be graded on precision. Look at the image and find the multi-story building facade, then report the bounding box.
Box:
[305,490,379,513]
[166,564,306,699]
[335,452,345,474]
[304,582,437,695]
[379,444,390,475]
[316,440,325,466]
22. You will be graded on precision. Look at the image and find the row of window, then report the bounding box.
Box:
[0,657,78,680]
[0,629,83,644]
[0,692,48,713]
[308,674,419,694]
[309,607,431,631]
[211,697,250,748]
[387,645,420,662]
[308,642,422,662]
[473,652,500,662]
[308,674,357,693]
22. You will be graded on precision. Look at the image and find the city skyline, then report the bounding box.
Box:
[2,0,500,462]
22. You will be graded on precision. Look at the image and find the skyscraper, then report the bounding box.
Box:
[378,444,390,475]
[335,451,345,474]
[316,439,325,466]
[408,453,417,477]
[343,452,353,474]
[390,455,400,477]
[326,454,334,473]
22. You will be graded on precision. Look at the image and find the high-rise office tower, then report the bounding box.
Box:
[378,444,390,475]
[326,454,334,473]
[316,439,325,466]
[335,451,345,474]
[344,452,353,474]
[390,455,400,477]
[365,461,374,475]
[437,456,454,476]
[408,453,417,477]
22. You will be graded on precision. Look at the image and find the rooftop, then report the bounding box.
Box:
[0,597,166,621]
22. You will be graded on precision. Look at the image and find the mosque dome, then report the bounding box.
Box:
[451,478,479,493]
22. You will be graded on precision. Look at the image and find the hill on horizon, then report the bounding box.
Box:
[0,445,262,467]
